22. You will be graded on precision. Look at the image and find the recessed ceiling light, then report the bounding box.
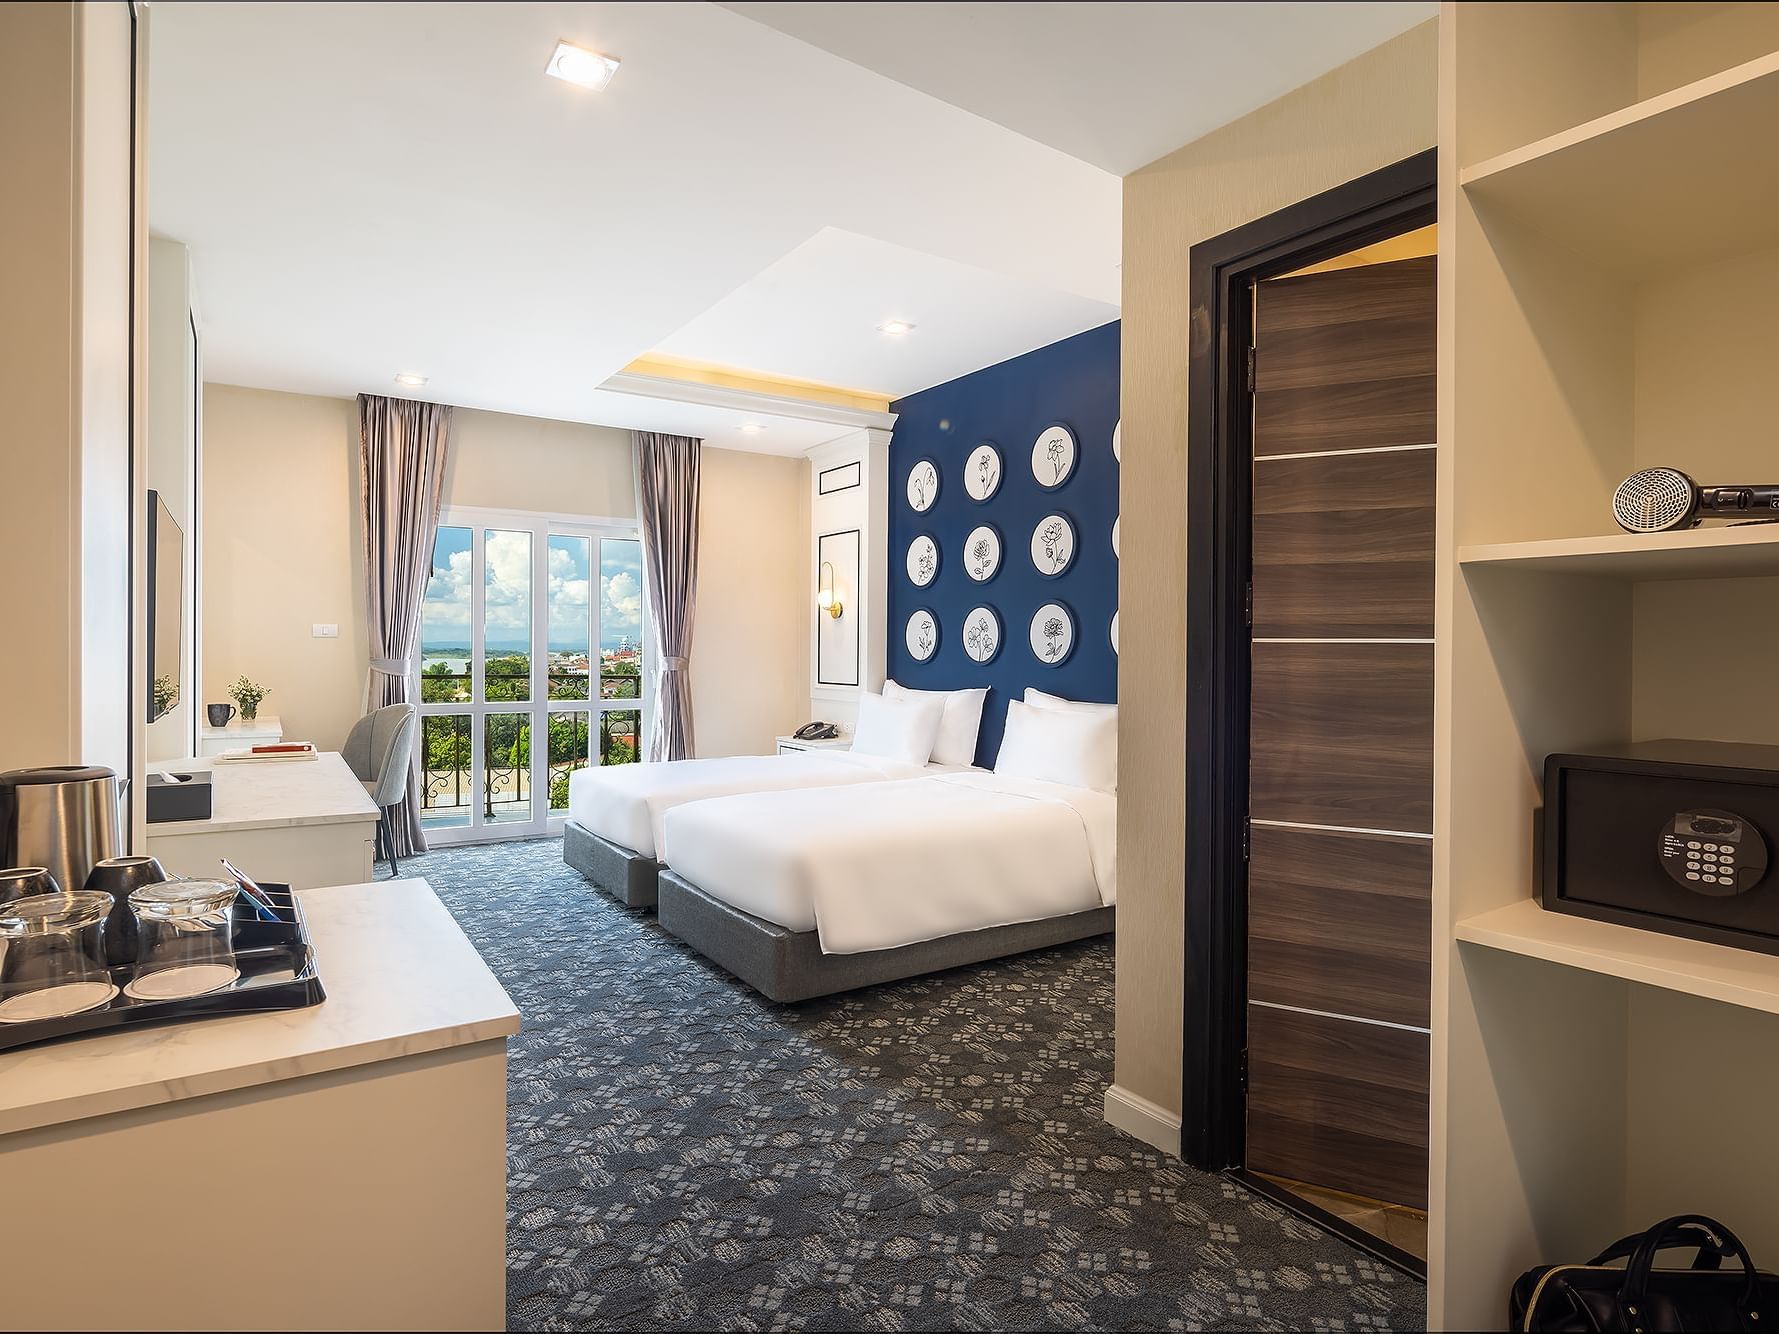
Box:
[394,372,428,387]
[738,421,767,435]
[877,320,916,337]
[546,40,620,91]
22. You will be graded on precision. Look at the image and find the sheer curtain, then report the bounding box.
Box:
[633,431,701,761]
[359,394,452,855]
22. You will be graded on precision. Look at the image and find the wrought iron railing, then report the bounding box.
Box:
[418,706,641,826]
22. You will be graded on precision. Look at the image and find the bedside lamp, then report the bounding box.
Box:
[818,561,844,619]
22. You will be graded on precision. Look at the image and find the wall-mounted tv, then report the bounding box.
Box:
[146,490,183,723]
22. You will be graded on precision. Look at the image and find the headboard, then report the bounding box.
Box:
[886,321,1120,767]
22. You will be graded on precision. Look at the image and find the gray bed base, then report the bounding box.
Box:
[656,870,1116,1003]
[563,819,662,910]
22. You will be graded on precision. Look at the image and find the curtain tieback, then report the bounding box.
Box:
[660,656,689,672]
[370,657,412,675]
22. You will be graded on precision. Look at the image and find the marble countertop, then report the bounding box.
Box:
[0,878,520,1137]
[145,750,380,835]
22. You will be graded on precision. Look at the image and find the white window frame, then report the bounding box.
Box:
[415,505,648,845]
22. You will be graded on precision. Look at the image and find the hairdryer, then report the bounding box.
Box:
[1612,468,1779,533]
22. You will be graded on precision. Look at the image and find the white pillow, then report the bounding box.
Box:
[849,691,945,765]
[995,699,1118,793]
[883,681,988,767]
[1025,686,1117,722]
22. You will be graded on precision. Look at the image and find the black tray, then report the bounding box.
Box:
[0,883,325,1053]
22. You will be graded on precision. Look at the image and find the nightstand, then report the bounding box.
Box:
[776,734,851,755]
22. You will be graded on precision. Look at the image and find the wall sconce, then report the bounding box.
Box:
[818,561,845,619]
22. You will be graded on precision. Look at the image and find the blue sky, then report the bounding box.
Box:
[422,526,643,653]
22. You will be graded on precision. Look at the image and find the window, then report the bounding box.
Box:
[416,508,645,843]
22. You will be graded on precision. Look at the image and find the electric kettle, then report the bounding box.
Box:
[0,766,124,908]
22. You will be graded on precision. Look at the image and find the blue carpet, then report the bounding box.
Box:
[407,836,1426,1331]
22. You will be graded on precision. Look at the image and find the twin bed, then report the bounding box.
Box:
[563,684,1118,1002]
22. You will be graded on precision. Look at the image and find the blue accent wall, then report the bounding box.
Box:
[888,321,1119,767]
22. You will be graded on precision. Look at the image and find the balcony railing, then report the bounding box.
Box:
[419,707,640,827]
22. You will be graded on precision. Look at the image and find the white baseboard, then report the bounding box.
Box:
[1102,1083,1182,1158]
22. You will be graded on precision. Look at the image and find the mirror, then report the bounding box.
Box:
[145,490,184,722]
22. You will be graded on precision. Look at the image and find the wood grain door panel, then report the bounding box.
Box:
[1254,255,1436,332]
[1249,643,1433,832]
[1253,312,1435,392]
[1254,375,1436,454]
[1246,1004,1430,1209]
[1252,449,1435,638]
[1244,253,1435,1213]
[1248,825,1431,1029]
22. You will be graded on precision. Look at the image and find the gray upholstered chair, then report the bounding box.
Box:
[342,702,419,876]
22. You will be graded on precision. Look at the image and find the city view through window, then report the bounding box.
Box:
[416,520,645,837]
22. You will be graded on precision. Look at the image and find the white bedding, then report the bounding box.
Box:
[660,771,1116,955]
[566,750,947,858]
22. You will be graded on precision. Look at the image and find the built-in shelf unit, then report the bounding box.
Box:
[1434,3,1779,1327]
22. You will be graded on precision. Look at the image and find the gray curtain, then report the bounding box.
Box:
[634,431,701,761]
[359,394,452,856]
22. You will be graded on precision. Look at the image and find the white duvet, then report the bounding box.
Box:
[660,771,1116,955]
[566,750,946,858]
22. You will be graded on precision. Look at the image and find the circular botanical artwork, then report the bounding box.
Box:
[1030,513,1076,577]
[1112,418,1122,462]
[964,524,1002,582]
[905,534,940,588]
[1031,423,1077,489]
[906,459,940,512]
[1112,516,1120,558]
[1111,611,1120,655]
[962,606,1001,664]
[964,442,1002,502]
[905,609,939,663]
[1030,602,1076,666]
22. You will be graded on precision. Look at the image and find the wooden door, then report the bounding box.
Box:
[1244,254,1435,1210]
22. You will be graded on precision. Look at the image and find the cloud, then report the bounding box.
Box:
[422,530,645,651]
[602,570,642,644]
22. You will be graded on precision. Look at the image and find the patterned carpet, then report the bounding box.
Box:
[408,836,1426,1332]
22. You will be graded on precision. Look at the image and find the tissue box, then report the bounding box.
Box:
[146,770,213,823]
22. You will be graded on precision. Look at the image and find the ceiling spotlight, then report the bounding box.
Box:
[546,40,621,91]
[738,422,766,435]
[394,372,428,387]
[877,320,916,337]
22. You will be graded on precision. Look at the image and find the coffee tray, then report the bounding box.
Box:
[0,884,324,1053]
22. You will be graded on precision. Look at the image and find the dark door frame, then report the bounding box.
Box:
[1181,148,1437,1174]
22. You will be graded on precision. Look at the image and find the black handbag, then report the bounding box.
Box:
[1511,1214,1779,1332]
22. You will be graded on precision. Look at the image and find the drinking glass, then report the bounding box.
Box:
[0,890,117,1022]
[126,880,239,1001]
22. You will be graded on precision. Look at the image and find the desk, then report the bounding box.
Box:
[0,878,519,1330]
[146,752,379,888]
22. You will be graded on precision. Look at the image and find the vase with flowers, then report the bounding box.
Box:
[228,675,270,722]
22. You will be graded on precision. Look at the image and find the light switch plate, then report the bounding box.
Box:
[312,623,339,638]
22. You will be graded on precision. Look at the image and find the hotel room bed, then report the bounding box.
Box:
[562,750,965,908]
[655,770,1116,1001]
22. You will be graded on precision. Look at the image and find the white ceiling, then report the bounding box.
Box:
[656,227,1117,395]
[149,2,1430,449]
[726,2,1438,176]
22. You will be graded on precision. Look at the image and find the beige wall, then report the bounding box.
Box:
[692,448,810,755]
[1116,19,1438,1119]
[203,383,806,758]
[446,408,634,520]
[202,385,366,750]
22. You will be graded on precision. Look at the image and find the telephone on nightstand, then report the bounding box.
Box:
[793,721,840,741]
